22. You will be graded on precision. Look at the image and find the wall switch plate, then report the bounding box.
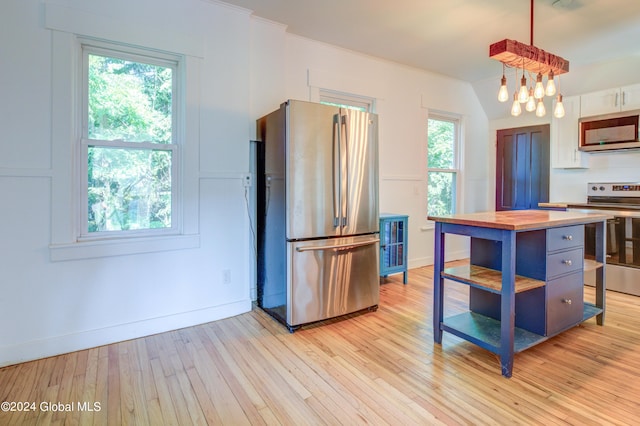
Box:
[242,174,252,187]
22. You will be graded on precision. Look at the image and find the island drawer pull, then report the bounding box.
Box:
[562,259,573,266]
[562,298,572,305]
[562,235,573,241]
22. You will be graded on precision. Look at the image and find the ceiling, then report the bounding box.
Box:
[217,0,640,119]
[218,0,640,83]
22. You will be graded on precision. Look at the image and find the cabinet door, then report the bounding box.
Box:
[380,217,406,272]
[620,83,640,111]
[551,95,588,169]
[580,88,620,117]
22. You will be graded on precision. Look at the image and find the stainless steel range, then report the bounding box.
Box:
[567,182,640,296]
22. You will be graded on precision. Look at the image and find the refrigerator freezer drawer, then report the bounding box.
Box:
[287,235,380,327]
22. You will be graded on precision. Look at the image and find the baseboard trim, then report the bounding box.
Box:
[0,299,252,367]
[408,249,469,270]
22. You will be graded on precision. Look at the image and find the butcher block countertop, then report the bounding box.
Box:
[427,209,611,231]
[537,202,569,209]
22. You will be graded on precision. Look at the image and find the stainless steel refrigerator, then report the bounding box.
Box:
[256,100,379,332]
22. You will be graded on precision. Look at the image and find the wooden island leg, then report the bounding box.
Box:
[499,230,516,378]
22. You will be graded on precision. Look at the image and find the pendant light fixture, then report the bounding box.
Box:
[545,70,557,96]
[490,0,569,117]
[498,64,509,102]
[511,92,522,116]
[553,94,565,118]
[525,86,537,112]
[553,76,565,118]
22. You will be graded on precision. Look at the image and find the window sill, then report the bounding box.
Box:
[49,234,200,262]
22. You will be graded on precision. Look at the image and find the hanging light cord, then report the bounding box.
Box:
[530,0,534,46]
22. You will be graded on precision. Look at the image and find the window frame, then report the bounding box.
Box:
[319,89,375,112]
[426,112,461,218]
[78,41,182,240]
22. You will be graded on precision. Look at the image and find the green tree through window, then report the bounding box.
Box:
[427,116,458,217]
[84,48,177,234]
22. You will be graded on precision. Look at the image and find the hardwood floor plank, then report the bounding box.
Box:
[149,357,180,425]
[119,340,151,426]
[189,326,268,424]
[212,319,318,424]
[106,345,122,426]
[235,312,378,425]
[171,353,209,426]
[78,347,100,426]
[1,264,640,424]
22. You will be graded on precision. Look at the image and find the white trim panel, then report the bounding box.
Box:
[44,2,205,58]
[50,234,200,262]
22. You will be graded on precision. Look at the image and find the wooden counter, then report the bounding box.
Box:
[427,209,609,230]
[537,202,569,210]
[429,209,608,378]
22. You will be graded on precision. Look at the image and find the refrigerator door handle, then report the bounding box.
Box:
[341,113,349,227]
[295,238,380,252]
[332,114,341,228]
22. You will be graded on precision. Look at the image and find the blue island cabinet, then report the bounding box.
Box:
[429,210,609,378]
[379,214,408,284]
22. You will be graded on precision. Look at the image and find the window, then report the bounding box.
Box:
[427,114,460,217]
[319,90,374,112]
[80,44,179,238]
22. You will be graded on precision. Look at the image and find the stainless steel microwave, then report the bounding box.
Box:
[578,110,640,152]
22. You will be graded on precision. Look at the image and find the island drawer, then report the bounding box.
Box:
[547,248,583,279]
[547,225,584,252]
[546,272,584,335]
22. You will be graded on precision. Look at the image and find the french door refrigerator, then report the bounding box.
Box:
[257,100,379,332]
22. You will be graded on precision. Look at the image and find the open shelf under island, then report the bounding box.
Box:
[428,209,610,378]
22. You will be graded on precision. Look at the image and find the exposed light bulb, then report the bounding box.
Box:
[554,94,565,118]
[511,92,522,116]
[536,99,546,117]
[534,73,545,99]
[498,75,509,102]
[518,74,529,103]
[545,70,556,96]
[525,87,536,112]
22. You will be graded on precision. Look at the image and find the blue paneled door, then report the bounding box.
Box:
[495,125,550,211]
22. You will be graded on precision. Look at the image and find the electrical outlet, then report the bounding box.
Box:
[222,269,231,285]
[242,174,252,187]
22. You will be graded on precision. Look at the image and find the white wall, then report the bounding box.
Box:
[487,56,640,204]
[549,57,640,201]
[256,29,490,266]
[0,0,255,367]
[0,0,491,366]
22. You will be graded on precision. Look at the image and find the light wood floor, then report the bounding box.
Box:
[2,264,640,425]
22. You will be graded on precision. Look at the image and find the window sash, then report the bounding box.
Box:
[79,139,178,239]
[427,171,457,217]
[80,43,180,239]
[427,114,460,217]
[319,90,374,112]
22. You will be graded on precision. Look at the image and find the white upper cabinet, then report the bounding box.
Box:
[580,83,640,117]
[551,95,588,168]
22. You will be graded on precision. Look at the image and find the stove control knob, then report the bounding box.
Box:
[592,186,598,191]
[600,186,605,191]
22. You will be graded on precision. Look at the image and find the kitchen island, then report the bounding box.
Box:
[429,209,609,378]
